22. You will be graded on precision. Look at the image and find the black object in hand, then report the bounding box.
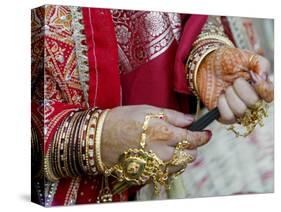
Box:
[188,108,220,131]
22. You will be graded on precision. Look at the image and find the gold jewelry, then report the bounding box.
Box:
[178,139,192,149]
[165,140,194,171]
[228,100,268,137]
[97,176,113,203]
[194,33,235,48]
[44,107,105,182]
[186,45,219,97]
[248,54,259,70]
[94,109,110,174]
[86,109,102,175]
[165,139,194,179]
[109,112,169,195]
[186,31,235,99]
[140,112,167,148]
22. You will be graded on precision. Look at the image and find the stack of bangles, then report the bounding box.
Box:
[43,109,196,197]
[185,33,235,98]
[44,107,103,181]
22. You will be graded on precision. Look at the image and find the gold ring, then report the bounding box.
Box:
[177,139,192,149]
[248,54,259,70]
[165,140,195,168]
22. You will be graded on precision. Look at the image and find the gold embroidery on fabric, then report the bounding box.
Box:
[43,5,85,106]
[111,10,182,74]
[200,16,226,37]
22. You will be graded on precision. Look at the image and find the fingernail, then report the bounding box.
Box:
[204,130,212,140]
[184,114,194,122]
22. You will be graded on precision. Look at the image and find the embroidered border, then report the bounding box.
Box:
[227,17,251,50]
[71,7,90,107]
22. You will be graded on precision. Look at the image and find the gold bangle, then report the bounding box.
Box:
[186,32,235,98]
[194,47,218,96]
[86,108,102,175]
[45,135,61,182]
[94,109,110,174]
[186,45,220,97]
[194,33,235,48]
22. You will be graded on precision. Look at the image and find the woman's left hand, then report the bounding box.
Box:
[197,47,274,124]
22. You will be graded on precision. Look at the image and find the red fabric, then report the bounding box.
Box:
[121,40,180,110]
[32,6,123,206]
[121,15,208,113]
[82,8,121,109]
[174,15,208,94]
[52,179,73,206]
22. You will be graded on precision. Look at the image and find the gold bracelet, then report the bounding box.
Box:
[86,108,102,175]
[194,33,235,48]
[186,32,235,98]
[186,44,221,97]
[94,109,110,174]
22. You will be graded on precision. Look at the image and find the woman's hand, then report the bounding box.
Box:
[197,47,274,124]
[101,105,212,174]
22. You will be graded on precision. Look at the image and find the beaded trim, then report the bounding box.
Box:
[64,177,81,206]
[71,6,90,107]
[34,181,58,207]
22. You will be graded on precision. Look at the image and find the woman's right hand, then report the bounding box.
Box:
[101,105,212,174]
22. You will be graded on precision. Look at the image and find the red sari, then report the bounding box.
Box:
[31,5,207,206]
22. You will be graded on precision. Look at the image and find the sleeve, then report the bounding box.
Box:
[31,6,104,182]
[185,16,235,98]
[174,15,208,95]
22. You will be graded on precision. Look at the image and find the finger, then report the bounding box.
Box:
[163,124,211,149]
[185,130,212,148]
[148,144,175,162]
[250,71,274,103]
[221,71,250,83]
[245,52,273,101]
[147,119,177,144]
[165,147,197,163]
[183,149,197,163]
[162,108,194,127]
[225,86,247,117]
[166,147,197,174]
[250,54,271,75]
[217,94,236,124]
[187,130,212,148]
[233,78,259,107]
